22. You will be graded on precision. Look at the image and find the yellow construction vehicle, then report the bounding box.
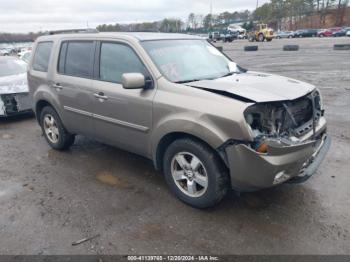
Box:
[248,24,275,42]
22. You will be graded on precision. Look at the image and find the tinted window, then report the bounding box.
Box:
[100,42,148,83]
[58,42,67,74]
[33,42,52,72]
[64,41,94,78]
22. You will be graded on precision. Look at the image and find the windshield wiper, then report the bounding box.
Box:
[218,71,237,78]
[175,79,202,84]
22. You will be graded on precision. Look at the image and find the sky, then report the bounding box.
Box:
[0,0,269,33]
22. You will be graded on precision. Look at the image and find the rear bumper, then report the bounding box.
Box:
[225,132,330,192]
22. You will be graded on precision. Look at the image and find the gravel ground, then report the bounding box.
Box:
[0,37,350,255]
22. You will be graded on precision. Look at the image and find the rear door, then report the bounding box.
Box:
[90,41,156,157]
[52,40,96,136]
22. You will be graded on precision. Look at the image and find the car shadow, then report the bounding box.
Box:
[0,112,35,124]
[60,136,321,218]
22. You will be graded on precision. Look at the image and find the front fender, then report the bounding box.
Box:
[151,114,229,162]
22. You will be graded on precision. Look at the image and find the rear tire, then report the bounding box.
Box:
[163,138,229,209]
[40,106,75,150]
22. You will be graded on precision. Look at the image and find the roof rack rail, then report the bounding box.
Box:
[47,28,99,35]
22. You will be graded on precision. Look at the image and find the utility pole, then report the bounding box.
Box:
[210,0,213,15]
[256,0,259,9]
[210,0,213,29]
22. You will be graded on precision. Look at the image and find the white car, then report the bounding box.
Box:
[20,51,32,63]
[237,34,247,39]
[347,30,350,37]
[0,56,32,117]
[0,49,10,56]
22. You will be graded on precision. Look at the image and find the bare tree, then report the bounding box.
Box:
[335,0,349,26]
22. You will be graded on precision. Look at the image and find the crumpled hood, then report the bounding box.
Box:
[0,73,28,95]
[184,71,315,103]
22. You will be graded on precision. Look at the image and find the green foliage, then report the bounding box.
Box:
[242,21,254,31]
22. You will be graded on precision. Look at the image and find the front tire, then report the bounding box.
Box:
[163,138,229,208]
[40,106,75,150]
[258,33,265,42]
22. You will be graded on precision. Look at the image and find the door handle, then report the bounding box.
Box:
[53,83,63,91]
[94,92,108,101]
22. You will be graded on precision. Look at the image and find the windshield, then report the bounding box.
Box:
[0,58,27,77]
[141,39,239,83]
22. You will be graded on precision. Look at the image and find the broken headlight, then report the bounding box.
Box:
[313,89,324,114]
[244,93,321,152]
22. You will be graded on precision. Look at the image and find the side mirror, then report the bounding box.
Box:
[122,73,145,89]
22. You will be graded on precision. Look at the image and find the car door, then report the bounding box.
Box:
[91,41,155,157]
[52,40,96,136]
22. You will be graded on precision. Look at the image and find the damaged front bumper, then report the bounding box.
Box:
[0,92,32,117]
[224,125,330,192]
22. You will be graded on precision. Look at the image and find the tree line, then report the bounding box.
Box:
[97,1,349,34]
[1,0,349,42]
[96,10,252,33]
[0,32,42,43]
[254,0,350,30]
[97,19,184,33]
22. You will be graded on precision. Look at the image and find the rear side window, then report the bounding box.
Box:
[58,41,94,78]
[33,42,53,72]
[99,42,148,84]
[58,42,67,73]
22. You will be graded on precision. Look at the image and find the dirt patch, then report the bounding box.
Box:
[1,134,14,139]
[136,223,164,240]
[96,171,125,188]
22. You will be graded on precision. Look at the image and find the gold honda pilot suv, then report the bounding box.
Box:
[28,31,330,208]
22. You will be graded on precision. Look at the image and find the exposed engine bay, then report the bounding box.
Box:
[244,91,323,152]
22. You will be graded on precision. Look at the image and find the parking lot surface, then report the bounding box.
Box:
[1,37,350,255]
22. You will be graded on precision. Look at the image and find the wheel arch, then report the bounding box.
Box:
[34,99,62,124]
[153,131,227,171]
[33,87,62,124]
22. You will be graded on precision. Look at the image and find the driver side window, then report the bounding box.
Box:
[99,42,148,84]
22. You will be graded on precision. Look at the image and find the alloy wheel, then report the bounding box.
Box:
[43,114,59,144]
[171,152,208,198]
